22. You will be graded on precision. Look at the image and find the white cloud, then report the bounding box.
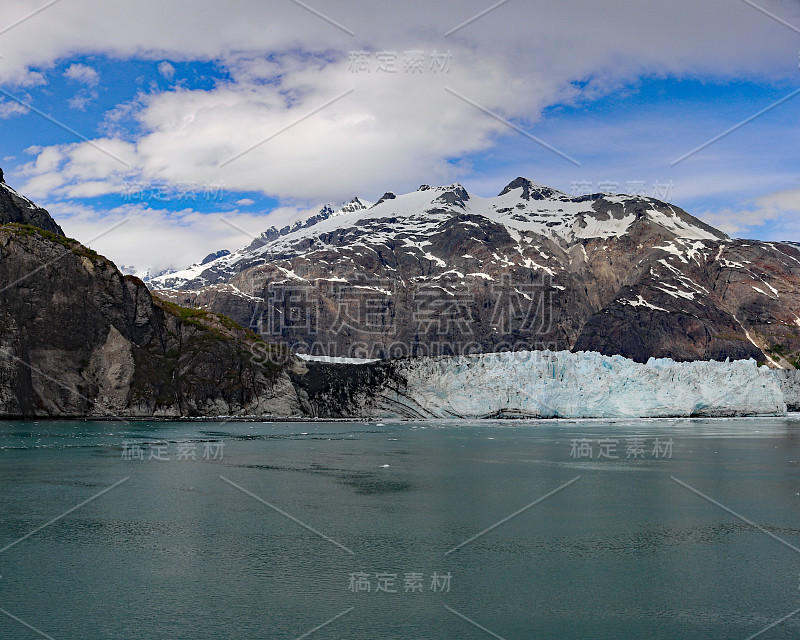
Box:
[16,46,564,202]
[0,98,29,118]
[47,199,324,274]
[15,70,47,87]
[2,0,799,255]
[157,61,175,80]
[63,63,99,85]
[698,187,800,238]
[68,89,99,110]
[236,198,255,206]
[7,0,796,201]
[0,0,795,86]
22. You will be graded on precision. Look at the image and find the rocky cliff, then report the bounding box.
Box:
[0,169,64,236]
[0,218,308,418]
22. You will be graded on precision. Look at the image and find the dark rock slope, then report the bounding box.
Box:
[0,222,308,418]
[0,169,64,236]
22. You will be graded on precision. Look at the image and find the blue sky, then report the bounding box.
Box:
[0,0,798,273]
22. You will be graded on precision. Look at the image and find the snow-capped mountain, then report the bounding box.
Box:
[151,196,374,289]
[122,251,231,283]
[150,177,800,365]
[151,180,722,290]
[120,265,177,283]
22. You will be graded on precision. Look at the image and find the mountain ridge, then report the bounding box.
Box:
[151,177,725,290]
[150,177,800,366]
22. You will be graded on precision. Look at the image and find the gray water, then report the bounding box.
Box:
[1,417,799,639]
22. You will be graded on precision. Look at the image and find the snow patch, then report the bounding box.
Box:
[296,354,380,364]
[624,295,669,312]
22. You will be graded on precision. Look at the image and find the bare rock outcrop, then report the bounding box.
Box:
[0,224,306,418]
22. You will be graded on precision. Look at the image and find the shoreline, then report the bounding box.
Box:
[1,413,798,424]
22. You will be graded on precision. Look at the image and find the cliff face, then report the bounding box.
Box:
[0,224,308,418]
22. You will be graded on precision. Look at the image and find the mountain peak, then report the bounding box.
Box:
[432,183,469,208]
[499,177,563,201]
[373,192,397,207]
[201,249,231,265]
[339,197,369,214]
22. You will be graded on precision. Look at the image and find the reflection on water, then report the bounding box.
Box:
[1,416,799,639]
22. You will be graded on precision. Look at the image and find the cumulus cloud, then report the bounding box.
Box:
[63,63,99,85]
[698,187,800,238]
[13,70,47,88]
[63,63,100,108]
[18,47,540,202]
[68,89,99,110]
[2,0,799,266]
[0,98,29,119]
[157,61,175,80]
[47,199,326,274]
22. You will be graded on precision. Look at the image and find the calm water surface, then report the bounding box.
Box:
[1,417,799,639]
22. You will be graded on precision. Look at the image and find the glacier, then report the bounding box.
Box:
[316,350,787,419]
[772,369,800,412]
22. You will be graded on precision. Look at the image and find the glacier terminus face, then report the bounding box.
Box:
[295,350,787,419]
